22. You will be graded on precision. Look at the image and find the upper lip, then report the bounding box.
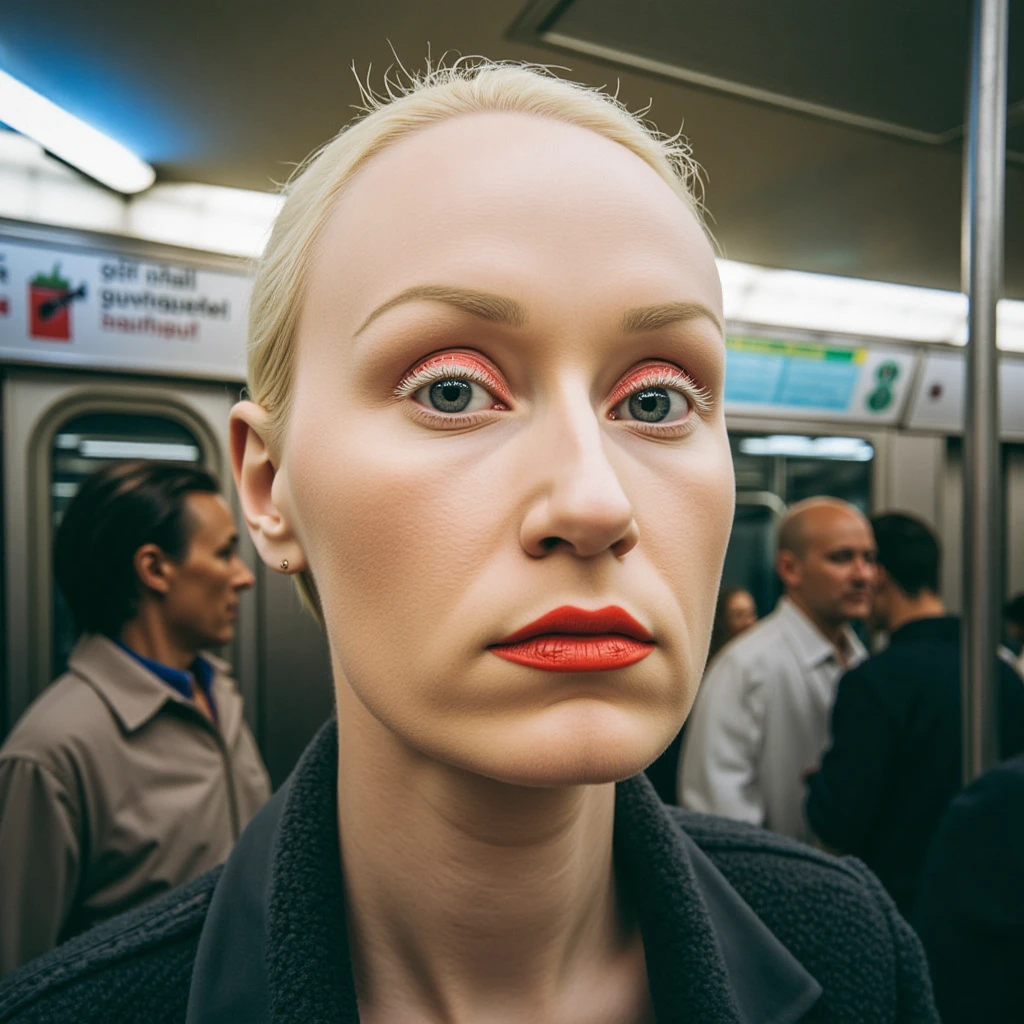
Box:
[494,605,654,645]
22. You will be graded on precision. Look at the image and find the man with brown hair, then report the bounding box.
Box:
[679,497,876,841]
[0,461,270,976]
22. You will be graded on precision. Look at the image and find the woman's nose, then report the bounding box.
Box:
[518,403,639,560]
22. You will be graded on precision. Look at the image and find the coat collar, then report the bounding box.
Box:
[69,634,241,742]
[187,720,821,1024]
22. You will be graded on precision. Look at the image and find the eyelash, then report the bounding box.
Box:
[606,365,713,419]
[394,356,711,431]
[394,356,507,404]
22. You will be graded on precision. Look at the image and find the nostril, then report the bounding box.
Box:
[541,536,564,551]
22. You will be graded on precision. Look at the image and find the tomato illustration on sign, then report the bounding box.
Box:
[29,263,86,341]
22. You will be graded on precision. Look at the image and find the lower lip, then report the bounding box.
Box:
[488,635,655,672]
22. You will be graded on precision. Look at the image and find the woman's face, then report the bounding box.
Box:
[278,112,734,786]
[724,590,758,639]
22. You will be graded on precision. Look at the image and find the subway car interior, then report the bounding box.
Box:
[0,0,1023,1018]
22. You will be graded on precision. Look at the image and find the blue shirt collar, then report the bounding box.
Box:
[115,641,217,716]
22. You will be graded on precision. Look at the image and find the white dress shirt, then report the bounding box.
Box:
[678,597,866,842]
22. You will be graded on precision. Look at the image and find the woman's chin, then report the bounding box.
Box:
[455,708,675,789]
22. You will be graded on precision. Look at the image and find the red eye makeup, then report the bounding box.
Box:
[395,352,512,410]
[607,362,712,428]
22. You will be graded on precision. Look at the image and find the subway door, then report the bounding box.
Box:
[0,368,334,785]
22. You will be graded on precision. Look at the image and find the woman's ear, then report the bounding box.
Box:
[229,401,307,573]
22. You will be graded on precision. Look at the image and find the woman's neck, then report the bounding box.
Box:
[334,687,650,1024]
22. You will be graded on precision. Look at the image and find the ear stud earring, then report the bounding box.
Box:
[280,559,289,571]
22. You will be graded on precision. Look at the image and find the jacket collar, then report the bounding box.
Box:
[888,614,959,646]
[68,634,241,742]
[188,719,820,1024]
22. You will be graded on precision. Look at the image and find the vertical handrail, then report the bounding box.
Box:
[962,0,1008,783]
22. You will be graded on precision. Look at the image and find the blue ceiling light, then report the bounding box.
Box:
[0,69,155,194]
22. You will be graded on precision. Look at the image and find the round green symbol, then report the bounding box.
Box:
[866,360,900,412]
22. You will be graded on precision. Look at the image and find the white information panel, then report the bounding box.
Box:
[722,334,918,425]
[906,349,1024,439]
[0,235,250,380]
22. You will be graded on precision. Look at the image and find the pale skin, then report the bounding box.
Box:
[120,492,254,719]
[232,113,735,1022]
[775,500,877,661]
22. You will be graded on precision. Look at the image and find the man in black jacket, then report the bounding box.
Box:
[915,751,1024,1024]
[805,512,1024,917]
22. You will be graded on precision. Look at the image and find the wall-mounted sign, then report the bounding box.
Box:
[723,335,916,424]
[0,236,250,380]
[905,348,1024,439]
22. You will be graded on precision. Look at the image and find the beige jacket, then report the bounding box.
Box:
[0,635,271,976]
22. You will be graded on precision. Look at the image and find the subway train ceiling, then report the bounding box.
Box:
[3,0,1024,296]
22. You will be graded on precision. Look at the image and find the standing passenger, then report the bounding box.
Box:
[709,585,758,661]
[646,585,757,803]
[679,497,875,840]
[0,461,271,976]
[806,513,1024,916]
[915,751,1024,1024]
[1003,593,1024,677]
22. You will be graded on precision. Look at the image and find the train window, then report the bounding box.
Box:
[723,432,875,614]
[50,412,205,677]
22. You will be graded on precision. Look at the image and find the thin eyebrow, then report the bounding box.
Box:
[620,301,723,337]
[354,284,527,336]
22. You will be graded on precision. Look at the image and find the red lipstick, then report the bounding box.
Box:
[489,606,655,672]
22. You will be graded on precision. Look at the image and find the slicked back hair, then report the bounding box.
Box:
[54,461,220,638]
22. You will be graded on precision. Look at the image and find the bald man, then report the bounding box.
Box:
[679,498,876,842]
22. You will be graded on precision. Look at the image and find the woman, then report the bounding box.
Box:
[709,585,758,660]
[0,61,936,1023]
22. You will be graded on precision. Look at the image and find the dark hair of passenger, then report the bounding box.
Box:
[54,460,220,638]
[870,512,940,597]
[1005,593,1024,629]
[708,585,749,660]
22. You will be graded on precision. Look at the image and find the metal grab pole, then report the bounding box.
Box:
[962,0,1008,784]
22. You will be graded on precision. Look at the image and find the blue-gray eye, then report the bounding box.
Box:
[613,386,691,424]
[629,388,670,422]
[429,378,472,413]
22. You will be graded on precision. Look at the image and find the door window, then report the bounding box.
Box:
[724,432,875,617]
[50,413,204,677]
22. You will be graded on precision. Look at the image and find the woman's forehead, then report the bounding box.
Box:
[303,112,721,332]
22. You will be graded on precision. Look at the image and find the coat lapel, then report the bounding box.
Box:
[186,721,356,1024]
[189,721,820,1023]
[615,774,821,1023]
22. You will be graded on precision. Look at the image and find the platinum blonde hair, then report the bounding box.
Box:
[247,58,705,617]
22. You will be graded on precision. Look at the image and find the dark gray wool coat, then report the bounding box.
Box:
[0,719,938,1024]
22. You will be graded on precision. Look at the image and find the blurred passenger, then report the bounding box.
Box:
[805,513,1024,918]
[680,497,874,840]
[0,461,271,976]
[709,585,758,660]
[646,585,758,803]
[915,751,1024,1023]
[1003,592,1024,677]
